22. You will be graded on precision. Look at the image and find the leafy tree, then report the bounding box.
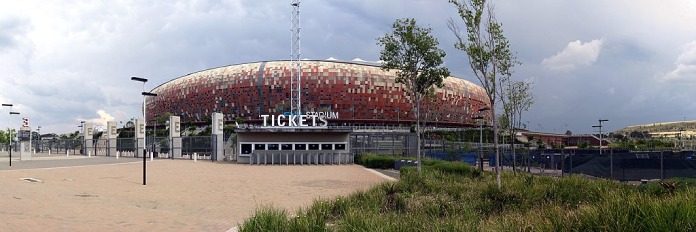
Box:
[501,80,534,172]
[449,0,517,188]
[578,141,590,149]
[156,112,173,125]
[378,18,450,172]
[0,129,16,145]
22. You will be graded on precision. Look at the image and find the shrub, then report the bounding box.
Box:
[357,153,396,169]
[426,162,481,178]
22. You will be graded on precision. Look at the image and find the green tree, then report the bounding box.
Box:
[501,80,534,172]
[449,0,517,188]
[0,128,15,145]
[378,18,450,172]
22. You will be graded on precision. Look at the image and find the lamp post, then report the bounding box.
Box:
[2,104,11,154]
[8,111,20,166]
[3,103,16,166]
[475,106,491,171]
[592,119,609,155]
[78,121,85,155]
[36,126,41,153]
[132,76,157,186]
[473,115,484,171]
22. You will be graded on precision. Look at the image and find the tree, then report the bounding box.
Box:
[449,0,517,188]
[501,80,534,172]
[378,18,450,172]
[0,129,15,145]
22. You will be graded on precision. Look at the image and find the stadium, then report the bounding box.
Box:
[147,59,491,128]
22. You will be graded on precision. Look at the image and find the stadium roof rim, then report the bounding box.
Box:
[151,59,468,91]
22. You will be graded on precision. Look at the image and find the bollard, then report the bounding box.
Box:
[150,152,154,162]
[88,151,91,157]
[66,150,69,156]
[116,151,120,159]
[194,152,198,162]
[48,149,51,156]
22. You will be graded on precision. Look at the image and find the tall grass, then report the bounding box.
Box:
[239,162,696,231]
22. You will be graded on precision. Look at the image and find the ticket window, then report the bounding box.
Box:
[268,144,279,150]
[308,144,320,150]
[335,144,346,150]
[321,144,333,150]
[281,144,293,150]
[241,144,252,155]
[295,144,307,150]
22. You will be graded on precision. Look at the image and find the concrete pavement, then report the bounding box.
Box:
[0,154,390,231]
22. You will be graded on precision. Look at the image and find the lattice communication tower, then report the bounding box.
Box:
[290,0,301,116]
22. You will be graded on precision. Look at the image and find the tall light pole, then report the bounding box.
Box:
[473,115,484,171]
[132,76,157,186]
[78,121,85,155]
[475,106,490,171]
[8,111,20,166]
[3,103,15,166]
[2,104,12,144]
[36,126,41,153]
[592,119,609,155]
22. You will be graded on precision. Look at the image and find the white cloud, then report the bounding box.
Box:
[542,39,604,71]
[662,41,696,82]
[78,110,114,128]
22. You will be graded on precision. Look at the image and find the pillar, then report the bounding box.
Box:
[135,119,145,158]
[169,116,182,158]
[19,127,32,161]
[83,123,94,156]
[107,121,118,157]
[211,112,224,161]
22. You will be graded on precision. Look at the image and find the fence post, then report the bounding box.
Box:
[569,149,573,176]
[610,149,614,180]
[561,150,565,178]
[660,151,664,180]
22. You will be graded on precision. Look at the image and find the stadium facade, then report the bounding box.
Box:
[147,60,490,127]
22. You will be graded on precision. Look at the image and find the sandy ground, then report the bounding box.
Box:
[0,156,391,231]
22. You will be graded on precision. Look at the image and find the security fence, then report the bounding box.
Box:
[350,132,417,156]
[182,136,212,160]
[562,151,696,181]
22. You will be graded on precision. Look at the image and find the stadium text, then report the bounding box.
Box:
[260,112,338,128]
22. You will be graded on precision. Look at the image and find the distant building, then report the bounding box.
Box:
[519,131,610,148]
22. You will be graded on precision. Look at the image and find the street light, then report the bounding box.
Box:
[132,76,158,186]
[36,126,41,153]
[3,103,15,166]
[8,111,20,166]
[475,106,491,171]
[78,121,85,155]
[592,119,609,155]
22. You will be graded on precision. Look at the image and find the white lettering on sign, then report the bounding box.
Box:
[260,112,336,128]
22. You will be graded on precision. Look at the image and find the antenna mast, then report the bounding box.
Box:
[290,0,301,116]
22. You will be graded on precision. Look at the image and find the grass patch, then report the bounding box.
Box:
[239,161,696,231]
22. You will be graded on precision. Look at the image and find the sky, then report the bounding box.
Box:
[1,0,695,135]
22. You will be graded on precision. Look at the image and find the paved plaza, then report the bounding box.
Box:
[0,152,392,231]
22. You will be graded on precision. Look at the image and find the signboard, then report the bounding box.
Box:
[260,111,338,128]
[18,130,31,141]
